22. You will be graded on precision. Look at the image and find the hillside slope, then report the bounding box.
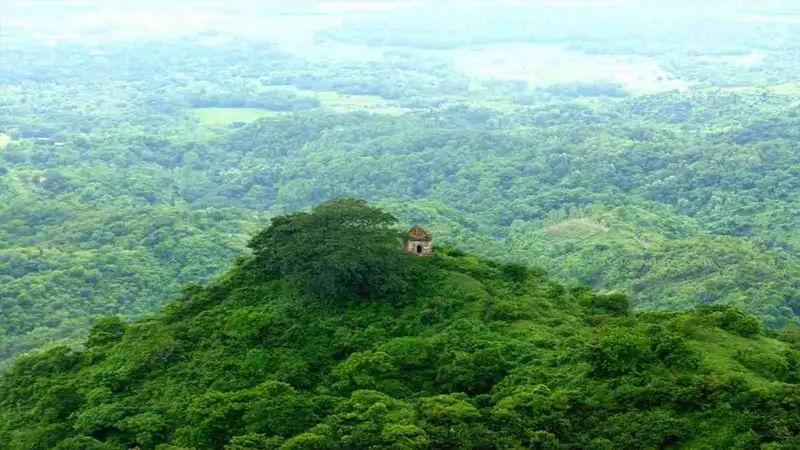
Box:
[228,104,800,327]
[2,200,799,450]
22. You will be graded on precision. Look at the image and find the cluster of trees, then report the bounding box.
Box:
[0,202,265,365]
[246,199,411,300]
[2,201,799,449]
[187,88,321,111]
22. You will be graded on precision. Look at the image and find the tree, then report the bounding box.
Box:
[247,199,410,300]
[592,293,630,316]
[86,317,127,348]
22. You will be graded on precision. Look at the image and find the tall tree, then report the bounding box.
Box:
[247,199,409,300]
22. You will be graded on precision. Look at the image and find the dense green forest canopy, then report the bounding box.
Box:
[0,1,799,368]
[2,200,799,449]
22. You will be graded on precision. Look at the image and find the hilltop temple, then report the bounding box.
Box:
[404,225,433,256]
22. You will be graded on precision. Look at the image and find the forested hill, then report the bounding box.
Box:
[221,99,800,328]
[2,200,799,450]
[3,2,800,368]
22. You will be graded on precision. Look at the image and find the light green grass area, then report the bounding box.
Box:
[688,327,791,388]
[542,218,610,239]
[768,82,800,95]
[315,90,411,115]
[437,43,689,94]
[192,88,412,126]
[191,108,286,126]
[0,133,10,149]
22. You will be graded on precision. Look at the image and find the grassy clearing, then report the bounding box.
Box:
[192,89,412,126]
[688,327,790,388]
[191,108,286,126]
[542,219,610,238]
[766,82,800,95]
[0,133,10,149]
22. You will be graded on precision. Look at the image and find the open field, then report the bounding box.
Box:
[768,82,800,95]
[192,88,412,126]
[313,90,412,115]
[0,134,11,149]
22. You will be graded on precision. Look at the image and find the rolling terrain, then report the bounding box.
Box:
[0,1,799,367]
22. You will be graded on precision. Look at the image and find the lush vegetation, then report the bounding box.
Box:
[1,2,800,369]
[2,200,799,449]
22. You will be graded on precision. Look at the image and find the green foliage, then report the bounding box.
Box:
[700,306,764,338]
[500,263,528,283]
[86,317,128,348]
[591,292,630,316]
[417,394,487,448]
[2,207,799,449]
[648,326,700,370]
[2,0,800,398]
[583,327,656,376]
[247,198,410,300]
[224,434,283,450]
